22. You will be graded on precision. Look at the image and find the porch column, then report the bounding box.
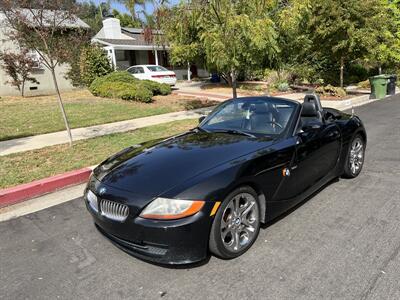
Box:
[111,47,117,70]
[187,62,191,82]
[155,49,159,65]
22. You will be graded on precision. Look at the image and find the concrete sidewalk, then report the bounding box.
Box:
[0,92,374,156]
[0,107,211,156]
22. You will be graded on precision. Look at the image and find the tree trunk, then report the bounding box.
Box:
[21,80,25,97]
[340,57,344,88]
[222,73,232,86]
[50,68,73,146]
[378,66,382,75]
[231,70,237,99]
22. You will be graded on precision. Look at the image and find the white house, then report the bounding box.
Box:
[92,17,209,80]
[0,11,90,97]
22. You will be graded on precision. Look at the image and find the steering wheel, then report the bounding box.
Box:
[265,121,283,129]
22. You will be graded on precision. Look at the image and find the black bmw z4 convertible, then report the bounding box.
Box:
[84,94,366,265]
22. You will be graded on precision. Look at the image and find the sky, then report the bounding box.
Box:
[84,0,180,16]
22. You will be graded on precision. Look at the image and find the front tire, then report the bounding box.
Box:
[343,134,365,178]
[209,186,261,259]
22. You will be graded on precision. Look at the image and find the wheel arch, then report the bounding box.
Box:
[355,128,367,145]
[229,181,267,224]
[350,116,367,144]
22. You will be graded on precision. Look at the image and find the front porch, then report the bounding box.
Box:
[104,46,168,70]
[102,44,209,81]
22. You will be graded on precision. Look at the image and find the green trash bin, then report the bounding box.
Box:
[369,75,389,99]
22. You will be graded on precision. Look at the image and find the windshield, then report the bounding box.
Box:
[147,66,168,72]
[200,98,298,137]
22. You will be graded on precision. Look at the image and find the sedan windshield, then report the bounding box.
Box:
[200,98,298,137]
[147,66,169,72]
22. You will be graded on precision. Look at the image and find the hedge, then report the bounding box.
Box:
[89,71,172,103]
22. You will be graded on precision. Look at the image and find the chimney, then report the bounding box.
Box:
[103,18,121,39]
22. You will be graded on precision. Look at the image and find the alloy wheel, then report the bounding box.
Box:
[220,192,259,253]
[349,137,364,175]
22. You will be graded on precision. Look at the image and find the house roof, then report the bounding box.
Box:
[92,25,167,49]
[95,38,149,46]
[121,27,163,35]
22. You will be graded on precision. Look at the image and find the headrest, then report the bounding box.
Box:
[304,93,323,111]
[301,102,318,117]
[250,102,269,114]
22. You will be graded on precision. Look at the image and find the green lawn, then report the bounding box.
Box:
[0,89,206,141]
[0,119,197,189]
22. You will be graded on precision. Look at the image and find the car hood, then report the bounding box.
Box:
[93,131,275,198]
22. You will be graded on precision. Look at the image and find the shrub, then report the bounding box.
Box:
[141,80,171,95]
[276,82,289,92]
[90,81,153,102]
[287,64,319,84]
[98,71,138,84]
[242,68,265,81]
[357,79,371,89]
[347,64,369,84]
[315,85,347,98]
[89,71,171,102]
[238,83,264,92]
[184,99,220,110]
[80,46,113,86]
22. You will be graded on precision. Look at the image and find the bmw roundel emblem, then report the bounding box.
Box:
[98,187,107,196]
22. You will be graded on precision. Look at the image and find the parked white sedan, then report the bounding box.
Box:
[127,65,177,86]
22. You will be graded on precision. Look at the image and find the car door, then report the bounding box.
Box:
[128,66,146,80]
[274,116,341,201]
[135,66,148,80]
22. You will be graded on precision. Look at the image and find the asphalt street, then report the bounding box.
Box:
[1,95,400,300]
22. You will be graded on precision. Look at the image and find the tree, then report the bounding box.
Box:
[160,3,203,82]
[112,8,141,27]
[0,49,39,97]
[363,0,400,74]
[77,1,112,34]
[116,0,150,21]
[80,45,114,86]
[272,1,312,71]
[162,0,279,98]
[1,0,89,146]
[307,0,390,87]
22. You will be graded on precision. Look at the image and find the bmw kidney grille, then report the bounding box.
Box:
[100,199,129,222]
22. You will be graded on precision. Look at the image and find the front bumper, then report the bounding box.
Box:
[86,199,214,265]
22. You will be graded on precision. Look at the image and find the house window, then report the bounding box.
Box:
[27,50,44,69]
[115,50,127,61]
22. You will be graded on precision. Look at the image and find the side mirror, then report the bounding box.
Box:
[198,116,206,123]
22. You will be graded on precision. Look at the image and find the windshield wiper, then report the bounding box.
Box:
[213,129,256,138]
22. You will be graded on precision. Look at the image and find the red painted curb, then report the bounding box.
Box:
[0,168,92,209]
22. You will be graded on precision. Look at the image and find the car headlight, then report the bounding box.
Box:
[86,190,99,213]
[140,198,205,220]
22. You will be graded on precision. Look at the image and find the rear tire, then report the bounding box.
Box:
[343,134,365,178]
[209,186,261,259]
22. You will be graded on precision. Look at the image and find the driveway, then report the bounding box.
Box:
[1,95,399,299]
